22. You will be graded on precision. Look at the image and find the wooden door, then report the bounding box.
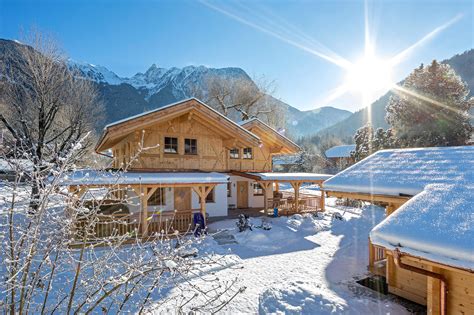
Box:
[237,181,248,209]
[174,187,191,211]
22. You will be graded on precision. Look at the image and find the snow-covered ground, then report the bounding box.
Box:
[157,201,411,314]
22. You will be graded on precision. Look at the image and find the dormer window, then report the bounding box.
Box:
[243,148,253,159]
[164,137,178,154]
[229,148,239,159]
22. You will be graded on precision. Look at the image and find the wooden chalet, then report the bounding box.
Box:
[64,98,331,240]
[323,146,474,314]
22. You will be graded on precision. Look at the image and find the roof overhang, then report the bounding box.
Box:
[95,98,261,152]
[239,119,300,154]
[231,171,332,183]
[59,170,229,187]
[325,190,411,204]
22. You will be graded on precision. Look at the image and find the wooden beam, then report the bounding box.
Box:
[258,181,272,213]
[326,190,410,205]
[140,186,149,237]
[319,183,325,211]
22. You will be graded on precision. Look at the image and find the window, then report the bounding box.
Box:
[227,182,232,197]
[229,148,239,159]
[148,188,166,206]
[253,183,264,196]
[243,148,253,159]
[184,138,198,155]
[205,187,215,203]
[164,137,178,154]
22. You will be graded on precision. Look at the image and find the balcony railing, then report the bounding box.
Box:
[74,210,195,243]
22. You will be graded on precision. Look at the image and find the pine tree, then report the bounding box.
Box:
[352,125,396,161]
[386,60,473,147]
[352,124,374,161]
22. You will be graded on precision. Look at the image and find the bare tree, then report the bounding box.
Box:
[0,30,103,210]
[0,134,243,314]
[190,74,285,127]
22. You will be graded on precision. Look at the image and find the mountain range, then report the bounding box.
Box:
[2,38,472,143]
[68,58,352,138]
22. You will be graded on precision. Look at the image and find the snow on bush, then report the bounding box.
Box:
[259,282,346,314]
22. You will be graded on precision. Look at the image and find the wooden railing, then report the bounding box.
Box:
[74,210,196,242]
[267,196,321,215]
[75,213,139,241]
[146,210,195,235]
[368,238,387,276]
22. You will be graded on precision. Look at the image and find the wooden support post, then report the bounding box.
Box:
[427,266,441,315]
[132,185,149,237]
[141,186,149,236]
[386,203,400,216]
[319,183,325,212]
[290,181,301,212]
[259,182,272,214]
[192,184,216,220]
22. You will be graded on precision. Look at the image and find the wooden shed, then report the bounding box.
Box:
[322,145,474,312]
[371,184,474,315]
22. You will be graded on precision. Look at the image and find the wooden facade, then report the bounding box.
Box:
[68,98,304,241]
[98,99,299,173]
[329,189,474,314]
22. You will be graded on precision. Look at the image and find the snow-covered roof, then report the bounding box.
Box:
[58,170,229,186]
[323,146,474,196]
[325,145,356,158]
[273,154,301,165]
[249,172,333,182]
[370,183,474,270]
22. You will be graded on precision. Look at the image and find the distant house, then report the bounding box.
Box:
[323,146,474,312]
[272,154,301,171]
[62,98,331,239]
[324,144,355,170]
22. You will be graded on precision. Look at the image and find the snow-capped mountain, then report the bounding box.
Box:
[2,39,351,138]
[68,60,252,101]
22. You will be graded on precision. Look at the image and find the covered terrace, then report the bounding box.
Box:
[60,170,228,240]
[232,171,333,215]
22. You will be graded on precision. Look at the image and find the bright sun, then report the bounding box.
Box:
[345,56,393,98]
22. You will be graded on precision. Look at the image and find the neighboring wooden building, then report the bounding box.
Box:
[323,146,474,313]
[324,144,355,166]
[371,184,474,315]
[63,98,331,239]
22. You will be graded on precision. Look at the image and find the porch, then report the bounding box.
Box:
[63,170,228,242]
[231,171,333,216]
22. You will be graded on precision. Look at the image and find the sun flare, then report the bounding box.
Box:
[344,56,393,98]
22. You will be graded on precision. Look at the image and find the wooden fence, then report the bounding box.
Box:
[74,210,195,242]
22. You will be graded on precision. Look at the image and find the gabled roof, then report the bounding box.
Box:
[325,144,356,158]
[239,118,300,154]
[323,146,474,197]
[370,183,474,271]
[96,98,261,152]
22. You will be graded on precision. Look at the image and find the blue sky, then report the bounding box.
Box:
[1,0,473,112]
